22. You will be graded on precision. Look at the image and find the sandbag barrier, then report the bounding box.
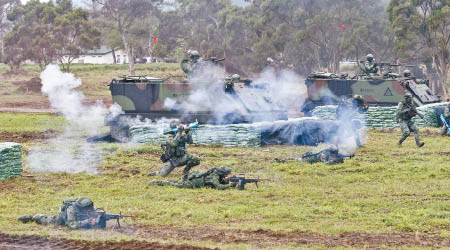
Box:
[311,103,450,128]
[129,118,340,147]
[0,142,22,181]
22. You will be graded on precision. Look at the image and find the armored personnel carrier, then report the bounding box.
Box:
[105,61,287,141]
[301,61,441,114]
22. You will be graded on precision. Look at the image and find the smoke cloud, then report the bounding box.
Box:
[27,65,113,174]
[163,63,306,124]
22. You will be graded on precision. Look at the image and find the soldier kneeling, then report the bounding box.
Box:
[149,166,237,190]
[18,197,100,229]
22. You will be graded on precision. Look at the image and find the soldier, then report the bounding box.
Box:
[438,103,450,136]
[274,146,352,165]
[17,197,100,229]
[359,54,378,76]
[149,166,237,190]
[336,95,368,147]
[396,93,425,147]
[181,50,202,75]
[224,74,240,94]
[149,122,200,178]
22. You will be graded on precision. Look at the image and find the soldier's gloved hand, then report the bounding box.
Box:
[230,182,238,188]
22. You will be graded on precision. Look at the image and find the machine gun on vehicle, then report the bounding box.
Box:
[227,175,260,190]
[203,57,225,63]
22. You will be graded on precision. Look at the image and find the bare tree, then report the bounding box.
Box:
[94,0,154,75]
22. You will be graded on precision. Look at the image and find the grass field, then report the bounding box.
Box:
[0,112,449,249]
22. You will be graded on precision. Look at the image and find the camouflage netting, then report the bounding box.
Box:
[312,103,450,128]
[130,123,262,147]
[0,142,22,181]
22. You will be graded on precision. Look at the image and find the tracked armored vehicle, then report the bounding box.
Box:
[106,68,287,141]
[301,61,441,114]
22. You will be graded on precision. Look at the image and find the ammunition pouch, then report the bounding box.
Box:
[160,144,171,163]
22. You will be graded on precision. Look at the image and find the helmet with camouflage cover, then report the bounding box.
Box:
[189,50,200,59]
[75,197,93,208]
[231,74,240,81]
[215,166,231,176]
[366,54,374,62]
[353,95,363,101]
[403,69,411,77]
[404,92,413,101]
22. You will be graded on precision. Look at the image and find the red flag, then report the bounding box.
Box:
[340,24,345,30]
[153,36,158,44]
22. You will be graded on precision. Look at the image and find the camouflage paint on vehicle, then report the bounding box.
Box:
[302,75,440,113]
[108,76,287,125]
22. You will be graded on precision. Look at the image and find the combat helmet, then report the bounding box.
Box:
[189,50,200,59]
[216,166,231,176]
[404,92,413,101]
[366,54,374,62]
[231,74,240,81]
[403,69,411,77]
[75,197,93,208]
[353,95,363,101]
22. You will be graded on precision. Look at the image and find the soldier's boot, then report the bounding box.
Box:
[397,137,406,146]
[17,215,33,223]
[414,133,424,147]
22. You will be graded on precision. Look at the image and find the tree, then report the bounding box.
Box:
[4,0,100,72]
[388,0,450,97]
[0,0,20,61]
[94,0,154,75]
[53,0,101,71]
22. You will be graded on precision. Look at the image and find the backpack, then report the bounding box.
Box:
[58,198,77,225]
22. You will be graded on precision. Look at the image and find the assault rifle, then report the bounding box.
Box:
[163,121,199,135]
[228,175,260,190]
[91,210,134,229]
[440,114,450,133]
[404,102,424,119]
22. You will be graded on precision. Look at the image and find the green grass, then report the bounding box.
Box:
[0,63,183,99]
[0,110,449,249]
[0,113,65,132]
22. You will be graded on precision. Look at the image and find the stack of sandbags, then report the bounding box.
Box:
[130,123,261,147]
[0,142,22,181]
[312,103,449,128]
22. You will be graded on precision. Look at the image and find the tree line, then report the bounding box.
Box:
[0,0,448,95]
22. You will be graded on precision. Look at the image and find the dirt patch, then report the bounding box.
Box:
[12,77,42,93]
[0,131,57,143]
[374,128,396,133]
[0,232,214,250]
[1,70,29,78]
[136,225,450,248]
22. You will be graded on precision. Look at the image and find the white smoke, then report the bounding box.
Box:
[27,65,117,174]
[163,63,306,124]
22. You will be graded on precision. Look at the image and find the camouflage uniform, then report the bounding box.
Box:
[17,197,99,230]
[397,94,425,147]
[438,104,450,135]
[149,166,235,190]
[301,147,346,165]
[359,54,378,76]
[181,50,204,76]
[225,74,240,94]
[155,127,199,177]
[336,95,368,147]
[275,147,348,165]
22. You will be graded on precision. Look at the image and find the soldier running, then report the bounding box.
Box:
[396,93,425,147]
